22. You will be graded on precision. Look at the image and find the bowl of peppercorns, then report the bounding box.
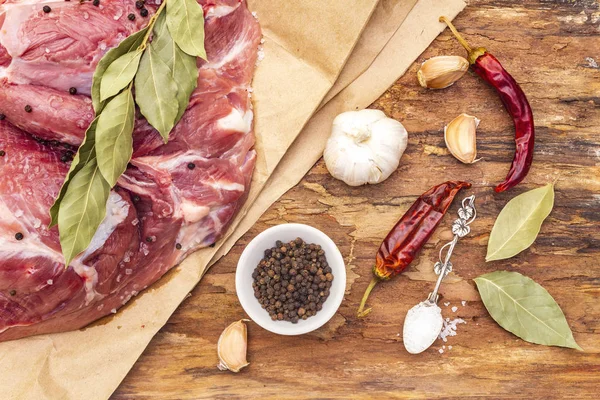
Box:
[236,223,346,335]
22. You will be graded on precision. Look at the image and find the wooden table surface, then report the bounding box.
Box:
[113,1,600,398]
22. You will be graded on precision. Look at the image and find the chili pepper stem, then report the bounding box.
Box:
[356,277,380,318]
[439,16,472,52]
[439,16,486,65]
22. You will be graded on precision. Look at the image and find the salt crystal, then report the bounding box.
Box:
[451,306,458,312]
[14,210,23,218]
[83,12,89,20]
[97,304,104,311]
[33,218,41,228]
[257,49,265,62]
[448,345,453,350]
[251,11,258,19]
[116,274,122,282]
[442,345,446,349]
[439,349,444,354]
[439,318,466,341]
[461,301,466,306]
[403,301,443,354]
[443,302,450,307]
[47,279,53,285]
[260,38,265,44]
[132,218,139,226]
[111,308,117,314]
[45,48,50,54]
[125,268,132,275]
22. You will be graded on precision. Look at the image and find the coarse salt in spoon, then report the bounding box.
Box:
[402,195,477,354]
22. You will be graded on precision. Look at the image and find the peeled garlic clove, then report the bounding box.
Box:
[444,113,480,164]
[417,56,469,89]
[217,319,249,373]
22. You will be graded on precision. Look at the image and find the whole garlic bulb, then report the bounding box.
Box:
[323,109,408,186]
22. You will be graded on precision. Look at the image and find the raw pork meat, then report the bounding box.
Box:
[0,0,261,341]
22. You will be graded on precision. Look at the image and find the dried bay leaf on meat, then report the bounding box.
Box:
[475,271,582,350]
[49,118,99,227]
[486,184,554,261]
[58,158,111,267]
[166,0,207,60]
[135,44,179,142]
[152,12,199,124]
[96,89,135,187]
[92,26,149,113]
[100,50,143,102]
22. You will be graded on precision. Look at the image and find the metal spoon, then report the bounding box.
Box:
[403,195,477,354]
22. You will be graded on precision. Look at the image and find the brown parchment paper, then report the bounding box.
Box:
[211,0,467,276]
[0,2,379,399]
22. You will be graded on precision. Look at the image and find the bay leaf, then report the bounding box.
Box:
[152,12,199,124]
[475,271,582,350]
[58,158,111,267]
[134,44,179,142]
[486,184,554,261]
[166,0,207,60]
[99,50,143,102]
[49,117,99,227]
[95,89,135,187]
[92,27,148,113]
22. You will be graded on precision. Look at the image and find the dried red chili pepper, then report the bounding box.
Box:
[440,16,535,193]
[356,181,470,317]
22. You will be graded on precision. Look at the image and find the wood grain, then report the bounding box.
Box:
[113,1,600,398]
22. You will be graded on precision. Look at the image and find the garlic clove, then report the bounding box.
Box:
[217,319,249,373]
[417,56,469,89]
[444,113,480,164]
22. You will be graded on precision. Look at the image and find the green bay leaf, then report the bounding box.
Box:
[49,117,99,227]
[486,184,554,261]
[475,271,581,350]
[58,158,111,267]
[96,89,135,187]
[151,12,199,124]
[92,27,148,113]
[100,50,143,102]
[134,44,179,142]
[166,0,207,59]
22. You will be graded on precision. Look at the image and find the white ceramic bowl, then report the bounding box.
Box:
[236,223,346,335]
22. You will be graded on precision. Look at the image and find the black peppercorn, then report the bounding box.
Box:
[93,0,99,5]
[43,5,51,13]
[15,232,24,240]
[252,238,333,323]
[24,105,32,113]
[133,195,140,203]
[140,8,148,17]
[135,0,144,8]
[146,236,153,243]
[60,154,69,162]
[9,290,16,296]
[187,162,196,170]
[0,114,5,120]
[0,150,5,157]
[175,243,182,250]
[69,87,78,95]
[128,13,136,21]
